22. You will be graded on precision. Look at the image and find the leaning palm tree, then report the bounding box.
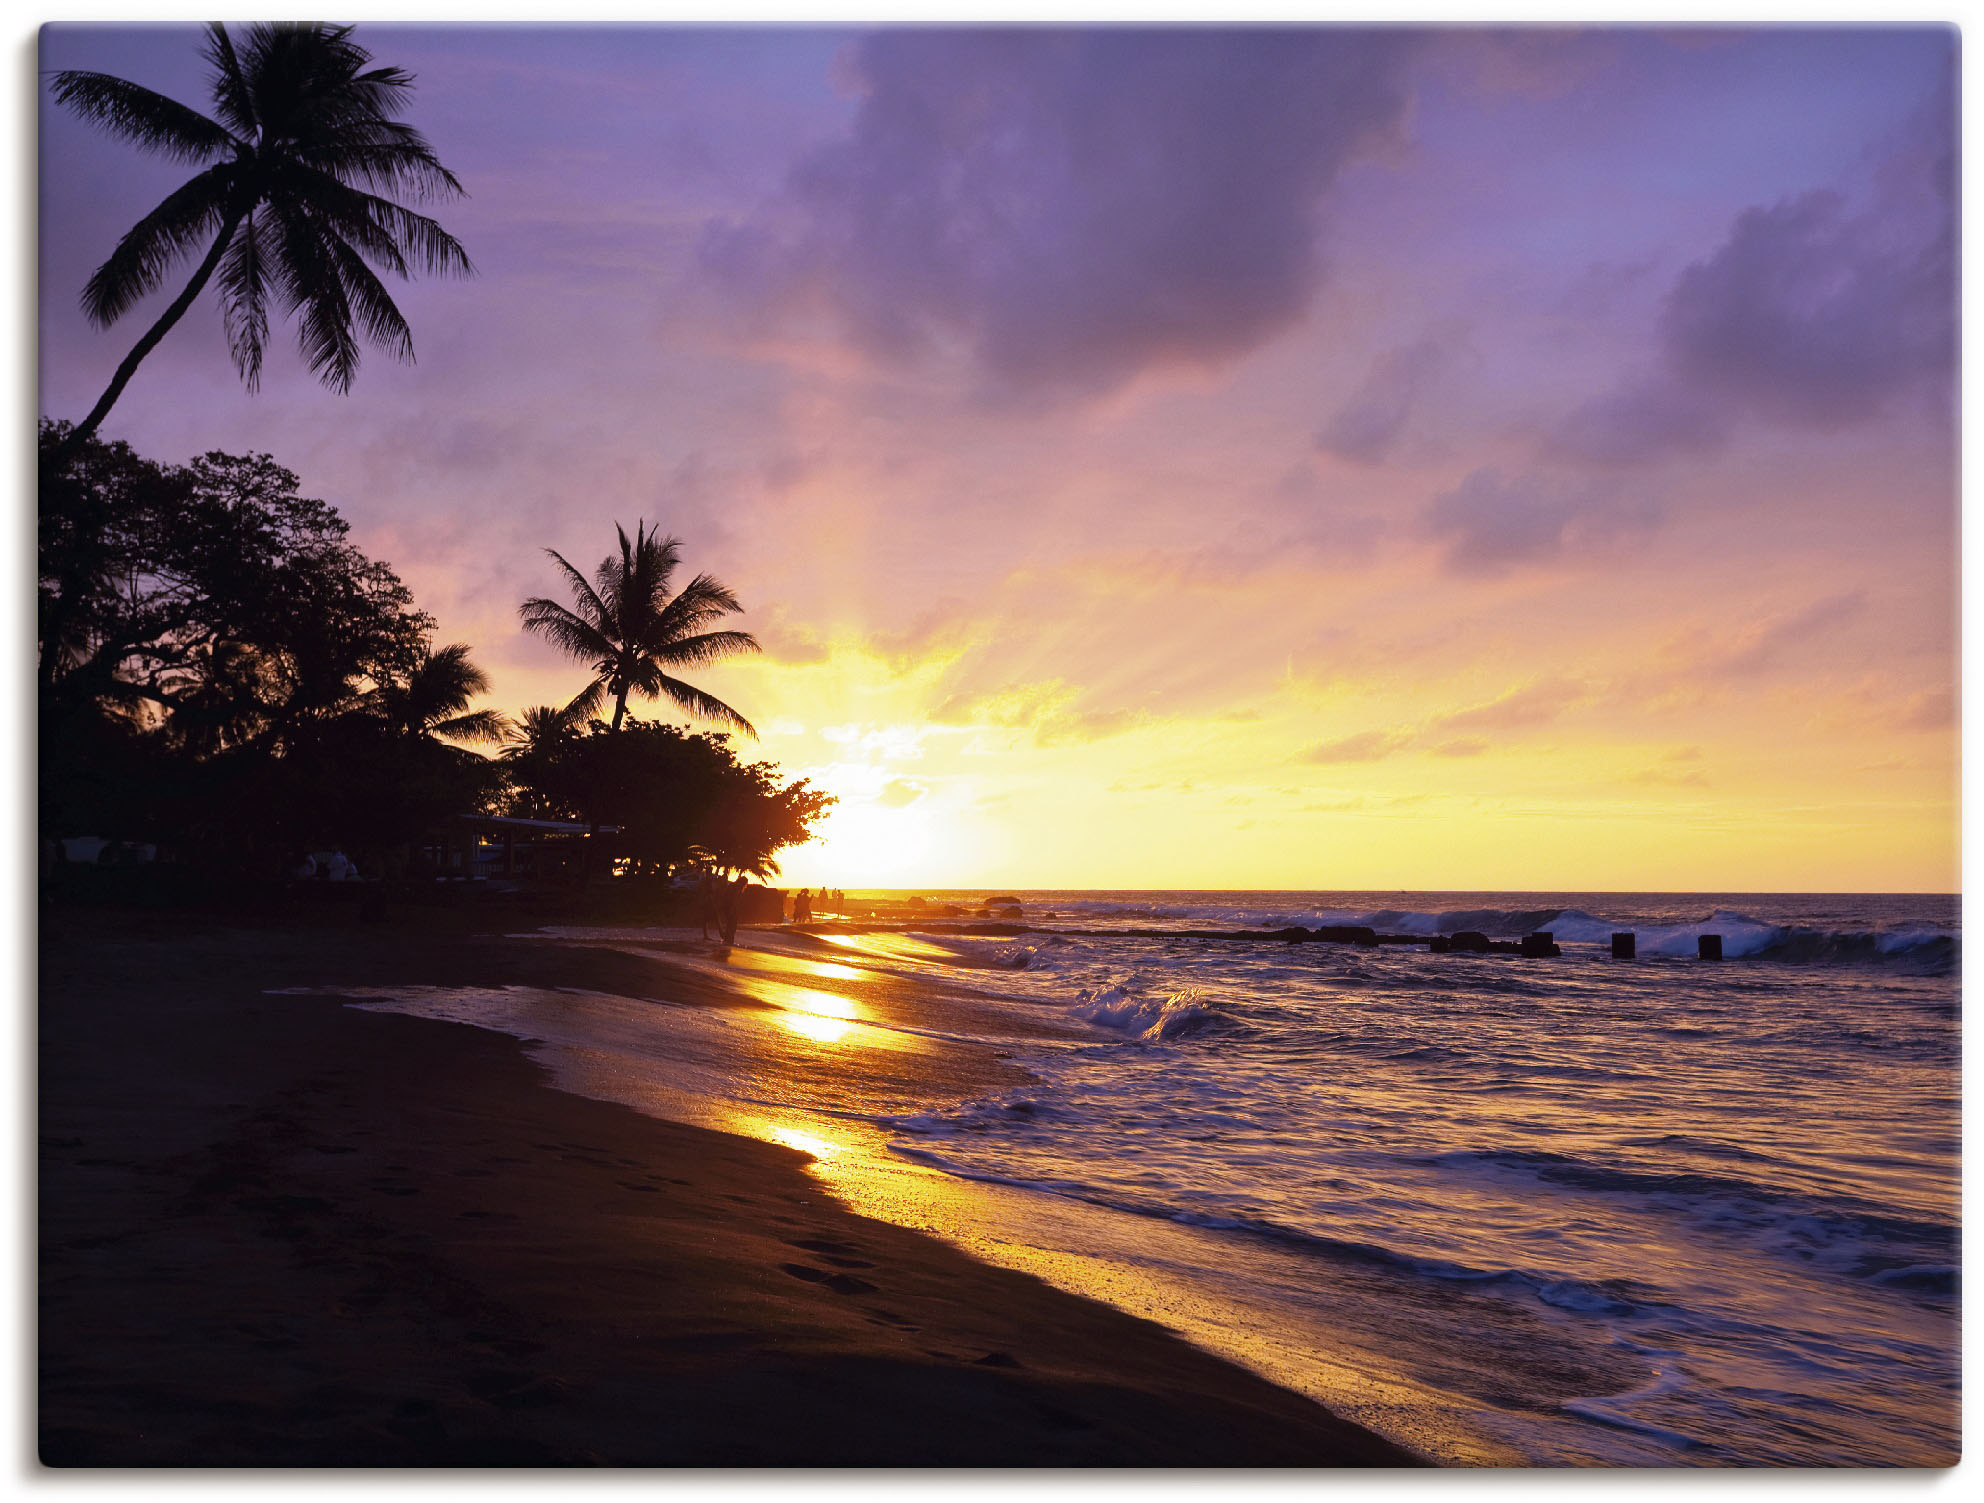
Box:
[519,523,760,737]
[47,22,473,459]
[366,643,508,748]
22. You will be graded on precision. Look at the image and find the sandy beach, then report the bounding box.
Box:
[38,902,1422,1467]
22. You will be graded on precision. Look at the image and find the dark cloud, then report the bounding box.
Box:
[1550,376,1727,468]
[1663,186,1953,428]
[1555,92,1954,465]
[701,28,1419,397]
[1316,329,1458,464]
[1423,467,1658,574]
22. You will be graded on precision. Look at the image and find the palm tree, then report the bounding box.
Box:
[47,22,473,460]
[503,703,581,759]
[367,643,508,748]
[519,522,760,737]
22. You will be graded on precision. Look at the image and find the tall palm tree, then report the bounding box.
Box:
[367,642,508,748]
[48,22,473,460]
[519,523,760,737]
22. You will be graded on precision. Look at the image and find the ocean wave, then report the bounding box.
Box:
[1073,981,1231,1042]
[1428,1147,1956,1290]
[883,1137,1676,1318]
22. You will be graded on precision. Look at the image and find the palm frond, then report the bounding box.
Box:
[273,162,472,276]
[216,207,270,388]
[648,571,747,645]
[651,628,761,669]
[519,596,616,665]
[48,70,237,162]
[198,23,255,139]
[562,676,609,725]
[272,202,361,390]
[654,674,758,739]
[322,229,414,364]
[79,166,236,327]
[433,708,508,745]
[539,549,613,634]
[416,642,490,706]
[296,120,465,200]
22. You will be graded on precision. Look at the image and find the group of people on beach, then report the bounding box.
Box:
[789,888,843,924]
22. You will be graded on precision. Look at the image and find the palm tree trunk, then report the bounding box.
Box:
[583,684,633,880]
[53,206,247,467]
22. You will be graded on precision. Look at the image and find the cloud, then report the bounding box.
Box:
[1899,687,1955,731]
[1422,467,1658,574]
[1299,729,1411,764]
[1661,187,1953,429]
[1554,100,1954,466]
[752,604,832,665]
[700,28,1419,398]
[1429,737,1489,757]
[877,778,927,807]
[1550,376,1727,468]
[1710,592,1865,677]
[1316,329,1459,464]
[1430,678,1587,735]
[935,680,1144,745]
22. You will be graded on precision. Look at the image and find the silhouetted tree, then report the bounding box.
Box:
[38,422,493,876]
[48,22,472,458]
[40,424,429,759]
[518,522,760,736]
[364,642,508,748]
[500,704,583,820]
[502,717,832,879]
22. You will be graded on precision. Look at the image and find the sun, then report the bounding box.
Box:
[787,799,940,888]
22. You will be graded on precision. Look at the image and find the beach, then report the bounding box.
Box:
[37,903,1419,1467]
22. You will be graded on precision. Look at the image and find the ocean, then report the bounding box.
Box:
[322,890,1960,1466]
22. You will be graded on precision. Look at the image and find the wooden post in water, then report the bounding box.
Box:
[1698,933,1723,960]
[1611,932,1636,959]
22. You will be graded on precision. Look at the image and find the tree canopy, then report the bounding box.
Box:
[40,424,829,892]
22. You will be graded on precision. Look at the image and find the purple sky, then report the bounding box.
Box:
[35,24,1959,889]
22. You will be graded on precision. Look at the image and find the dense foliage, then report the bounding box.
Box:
[39,422,829,890]
[501,715,832,879]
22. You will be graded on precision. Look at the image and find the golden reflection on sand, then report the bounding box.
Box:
[763,1123,845,1160]
[779,1012,855,1044]
[818,932,959,962]
[725,948,868,983]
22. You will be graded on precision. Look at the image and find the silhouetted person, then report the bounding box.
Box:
[699,873,719,941]
[795,888,813,924]
[717,875,744,947]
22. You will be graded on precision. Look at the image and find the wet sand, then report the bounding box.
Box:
[38,905,1423,1467]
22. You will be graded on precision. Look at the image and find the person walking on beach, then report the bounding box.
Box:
[717,875,743,947]
[698,873,719,941]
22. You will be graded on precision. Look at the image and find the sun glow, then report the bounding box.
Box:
[797,799,941,887]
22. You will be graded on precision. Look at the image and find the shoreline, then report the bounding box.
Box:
[39,905,1424,1467]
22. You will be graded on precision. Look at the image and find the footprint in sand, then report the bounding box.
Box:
[785,1237,876,1269]
[779,1263,879,1296]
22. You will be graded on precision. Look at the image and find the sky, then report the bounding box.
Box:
[35,22,1959,892]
